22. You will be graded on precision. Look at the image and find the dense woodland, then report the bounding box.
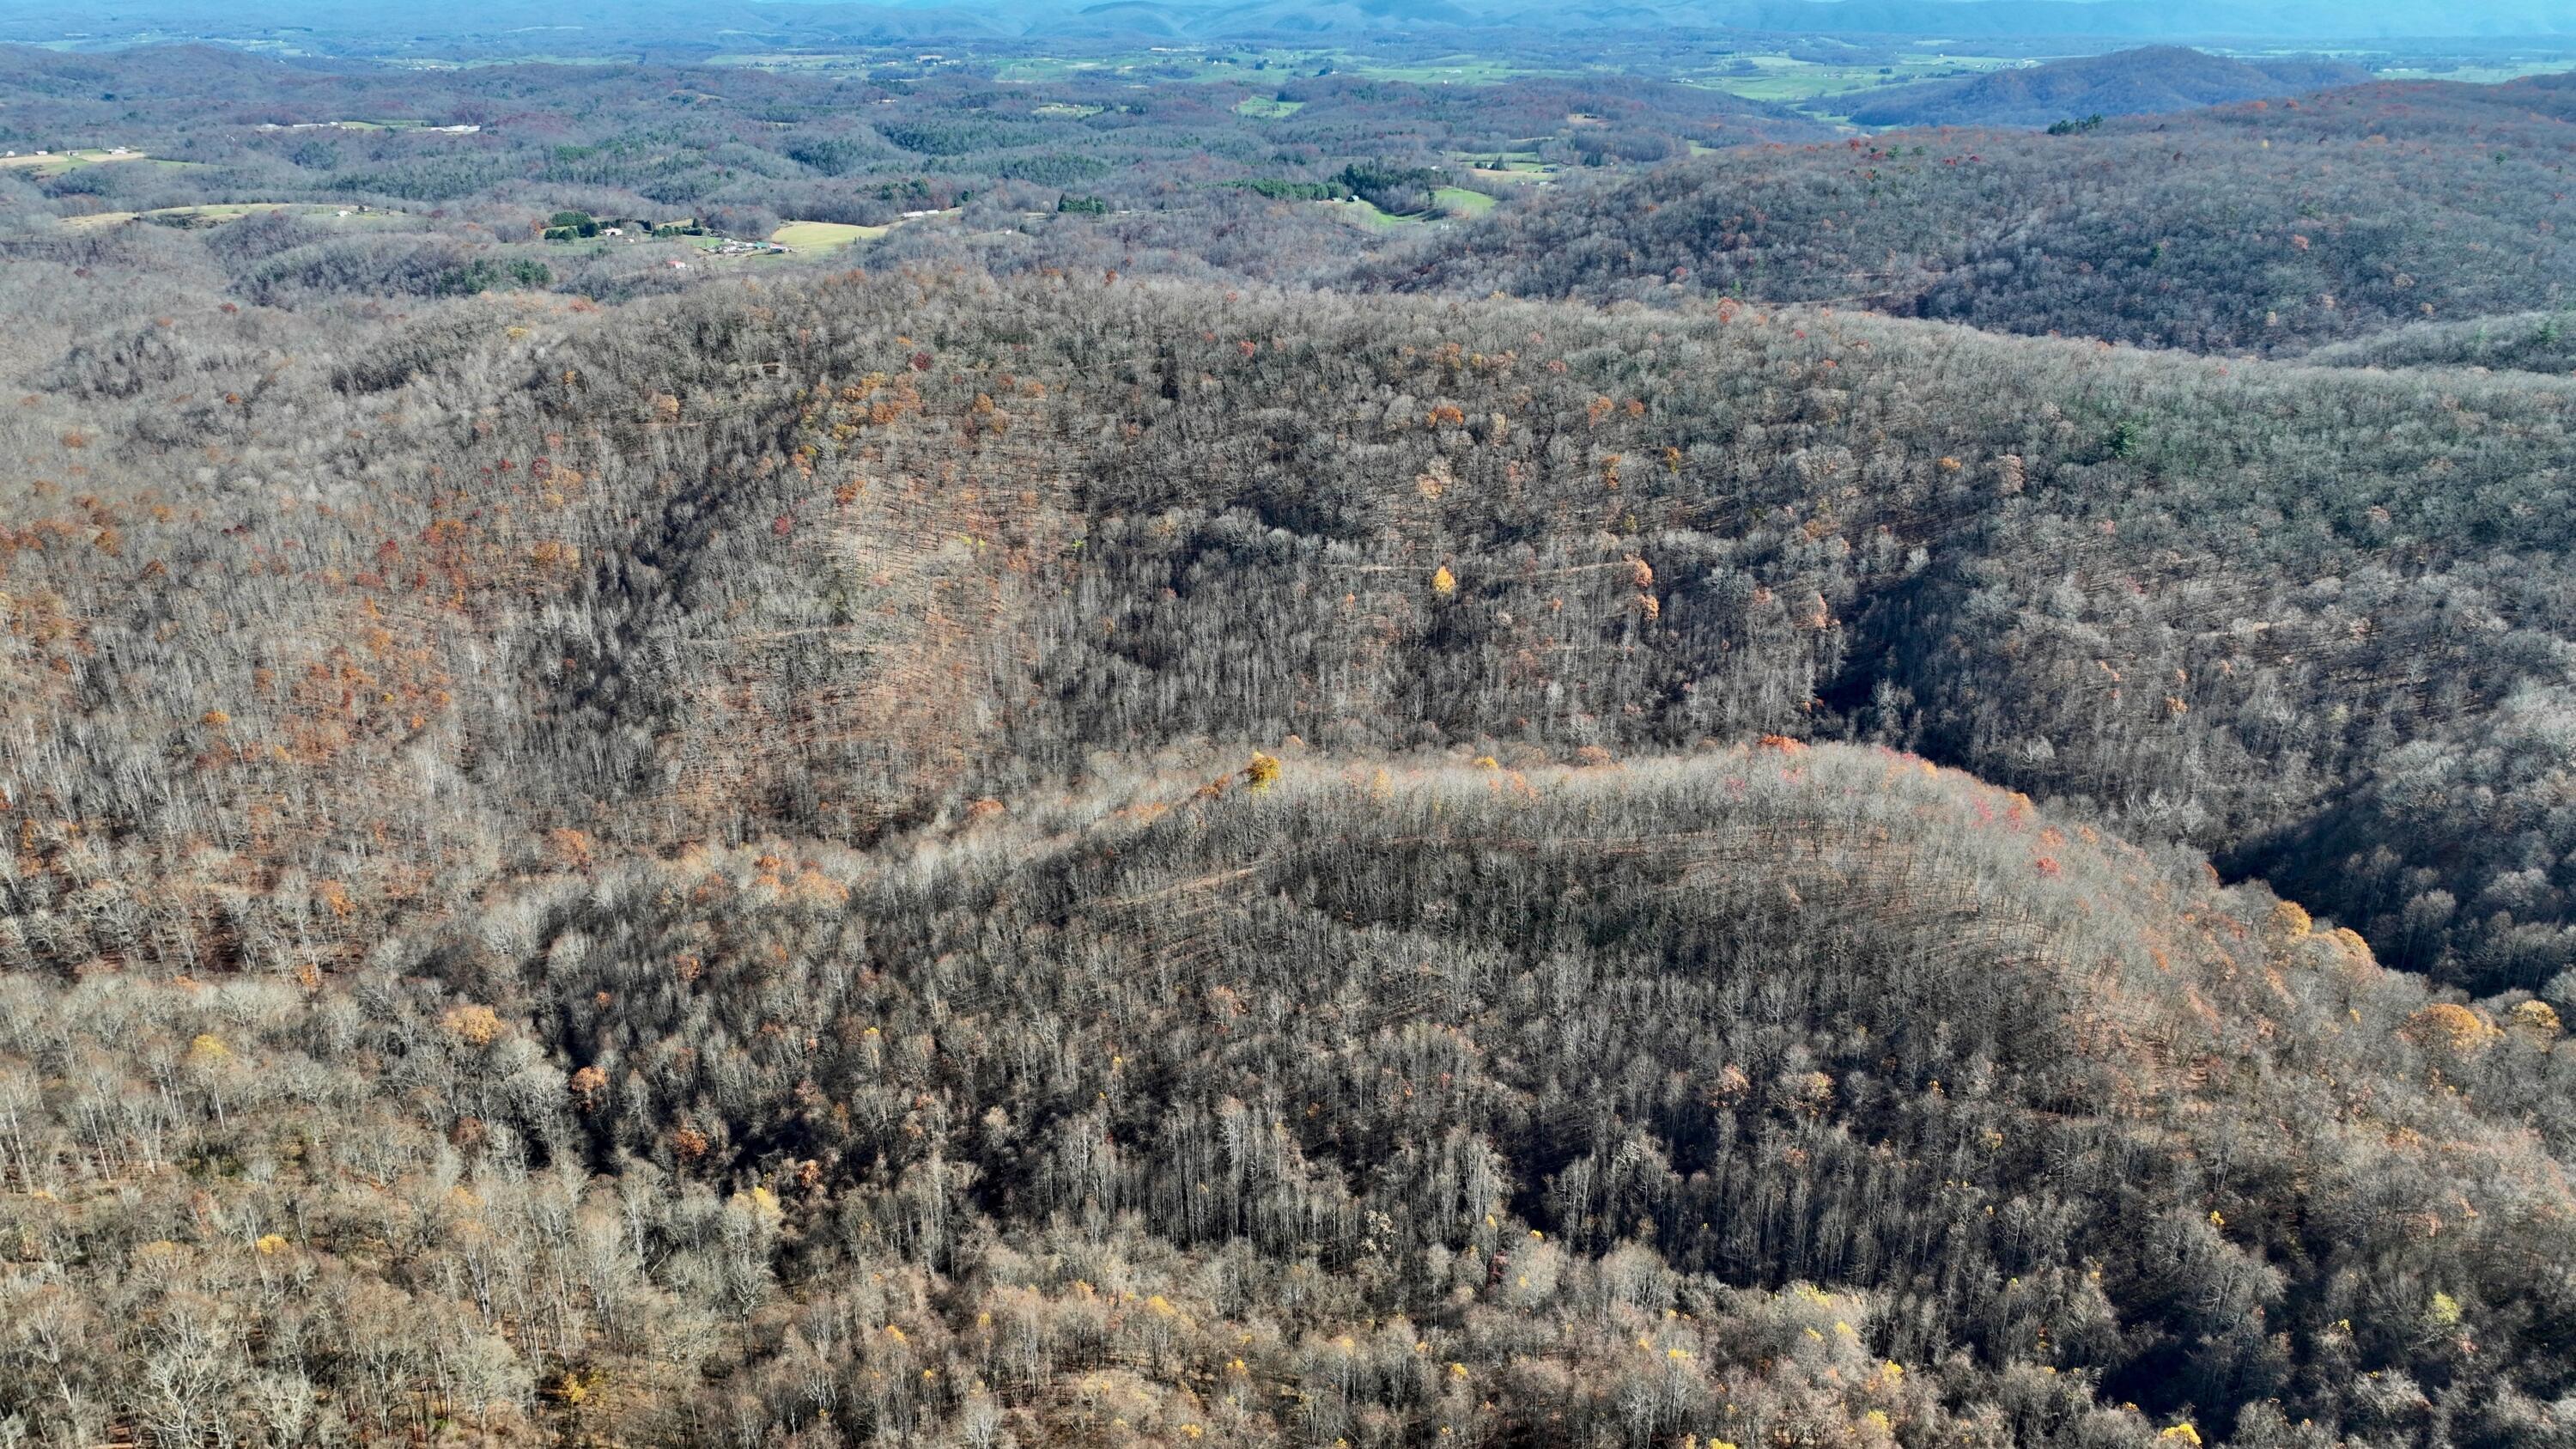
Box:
[3,34,2576,1449]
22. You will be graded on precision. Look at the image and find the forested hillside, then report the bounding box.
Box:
[1842,47,2369,128]
[5,746,2570,1445]
[1373,73,2576,352]
[6,30,2576,1449]
[15,249,2576,990]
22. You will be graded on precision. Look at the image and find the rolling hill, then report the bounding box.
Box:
[1370,71,2576,352]
[1842,46,2371,128]
[4,690,2571,1442]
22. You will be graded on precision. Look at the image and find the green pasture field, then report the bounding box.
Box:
[60,202,410,231]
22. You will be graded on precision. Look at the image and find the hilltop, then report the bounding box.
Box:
[4,728,2571,1443]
